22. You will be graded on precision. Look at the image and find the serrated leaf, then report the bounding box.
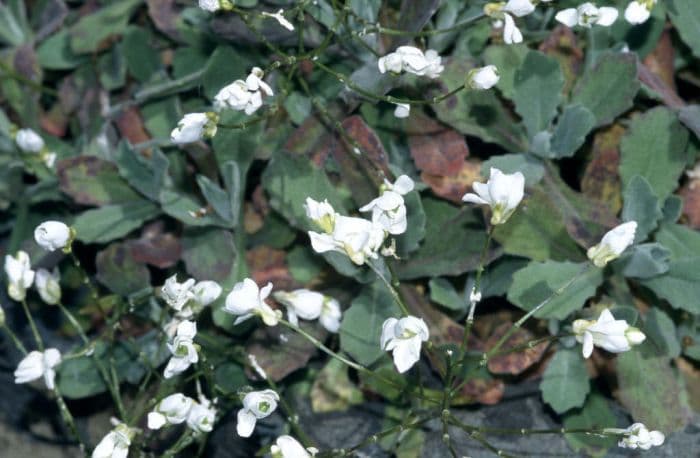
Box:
[571,52,639,127]
[507,261,603,320]
[540,348,590,414]
[513,51,564,138]
[619,107,689,201]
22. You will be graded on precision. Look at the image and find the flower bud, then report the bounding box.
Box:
[34,221,73,252]
[304,197,336,233]
[15,128,45,153]
[466,65,500,90]
[587,221,637,267]
[35,268,61,305]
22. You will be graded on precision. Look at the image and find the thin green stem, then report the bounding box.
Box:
[346,10,486,37]
[0,59,58,96]
[368,262,410,316]
[340,416,431,456]
[462,226,495,350]
[20,299,43,351]
[1,324,27,354]
[53,389,87,456]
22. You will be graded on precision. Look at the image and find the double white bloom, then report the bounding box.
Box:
[360,175,414,235]
[214,67,273,115]
[35,221,73,252]
[467,65,501,90]
[162,275,222,319]
[164,320,199,379]
[224,278,280,326]
[148,393,216,434]
[92,420,136,458]
[556,3,618,28]
[624,0,656,25]
[36,268,61,305]
[273,289,342,333]
[377,46,444,79]
[613,423,665,450]
[380,316,429,373]
[14,348,61,390]
[170,112,219,144]
[587,221,637,268]
[462,168,525,225]
[237,389,279,437]
[4,251,35,301]
[271,435,318,458]
[573,309,646,359]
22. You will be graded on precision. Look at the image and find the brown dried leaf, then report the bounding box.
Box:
[409,129,469,177]
[679,178,700,229]
[146,0,181,41]
[485,323,548,375]
[126,222,181,269]
[246,246,296,291]
[40,104,69,137]
[581,124,624,214]
[421,160,482,204]
[115,106,151,145]
[539,25,584,94]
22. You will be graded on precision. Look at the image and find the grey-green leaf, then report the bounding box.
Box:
[540,348,590,414]
[513,50,564,138]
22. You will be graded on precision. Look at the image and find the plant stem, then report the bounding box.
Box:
[1,324,27,354]
[20,299,43,351]
[368,261,410,316]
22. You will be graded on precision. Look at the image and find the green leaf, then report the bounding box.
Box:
[57,156,141,206]
[668,0,700,59]
[202,46,252,99]
[433,59,527,152]
[262,151,349,230]
[643,308,681,359]
[68,0,142,54]
[549,105,596,158]
[287,245,324,284]
[429,278,464,311]
[114,142,169,201]
[36,29,84,70]
[395,191,425,257]
[394,198,494,279]
[616,352,692,432]
[96,242,151,296]
[214,363,247,395]
[540,348,590,414]
[513,51,564,138]
[620,107,689,201]
[621,175,662,243]
[678,104,700,140]
[340,281,396,367]
[654,222,700,259]
[122,26,161,82]
[483,44,529,100]
[181,227,237,283]
[159,189,230,228]
[507,261,603,320]
[73,201,160,244]
[616,243,670,279]
[97,46,126,91]
[639,258,700,314]
[563,393,617,457]
[196,174,233,224]
[571,52,639,127]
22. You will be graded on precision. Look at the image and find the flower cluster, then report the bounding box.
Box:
[273,289,342,332]
[148,393,217,434]
[360,175,414,235]
[162,274,222,320]
[555,2,619,28]
[377,46,444,79]
[164,320,199,379]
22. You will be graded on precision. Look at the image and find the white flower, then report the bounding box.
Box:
[587,221,637,267]
[262,9,295,31]
[467,65,500,90]
[162,275,196,312]
[237,389,279,437]
[462,168,525,225]
[377,46,443,78]
[35,268,61,305]
[198,0,221,12]
[573,309,646,359]
[224,278,280,326]
[555,3,619,28]
[502,13,523,44]
[186,395,217,434]
[273,289,343,333]
[617,423,665,450]
[214,68,272,115]
[14,348,61,390]
[15,128,45,153]
[164,320,199,379]
[171,112,218,144]
[147,393,194,430]
[271,435,318,458]
[393,103,410,118]
[192,281,222,308]
[503,0,536,17]
[304,197,336,233]
[43,151,57,168]
[0,304,5,326]
[4,251,35,301]
[92,421,136,458]
[360,175,415,235]
[624,0,654,24]
[34,221,72,252]
[309,215,386,265]
[380,316,429,373]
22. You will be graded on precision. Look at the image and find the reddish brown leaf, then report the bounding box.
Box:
[679,178,700,229]
[581,124,624,214]
[147,0,182,41]
[409,129,469,177]
[246,322,326,381]
[13,44,41,82]
[115,106,151,145]
[539,25,584,94]
[126,222,181,269]
[247,246,296,291]
[421,160,483,203]
[40,104,69,137]
[485,323,548,375]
